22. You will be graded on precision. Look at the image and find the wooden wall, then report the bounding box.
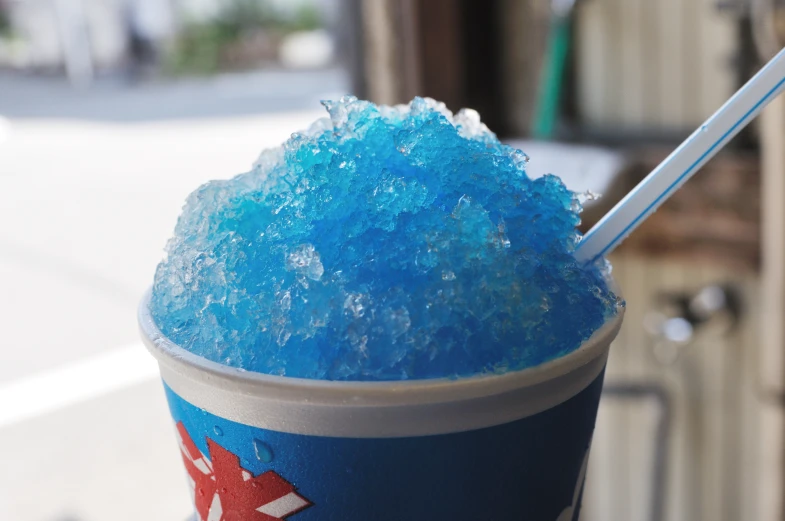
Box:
[583,254,763,521]
[574,0,738,133]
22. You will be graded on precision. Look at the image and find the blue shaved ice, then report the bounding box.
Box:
[150,96,620,381]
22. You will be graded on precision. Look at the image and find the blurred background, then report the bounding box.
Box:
[2,0,785,520]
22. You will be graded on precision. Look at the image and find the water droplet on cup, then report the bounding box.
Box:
[213,426,223,436]
[254,439,274,462]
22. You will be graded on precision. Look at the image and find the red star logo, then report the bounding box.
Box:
[175,422,312,521]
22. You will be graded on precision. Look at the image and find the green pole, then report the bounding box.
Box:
[532,15,571,140]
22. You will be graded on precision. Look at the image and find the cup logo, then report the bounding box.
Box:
[175,422,313,521]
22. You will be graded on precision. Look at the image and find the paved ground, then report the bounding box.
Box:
[0,68,347,122]
[0,68,345,521]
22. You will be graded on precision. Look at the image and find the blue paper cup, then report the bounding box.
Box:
[139,291,623,521]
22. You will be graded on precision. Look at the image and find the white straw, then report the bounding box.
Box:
[575,46,785,264]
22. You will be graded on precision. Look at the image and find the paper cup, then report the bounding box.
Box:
[139,290,623,521]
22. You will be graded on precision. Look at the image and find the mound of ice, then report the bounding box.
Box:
[150,96,619,381]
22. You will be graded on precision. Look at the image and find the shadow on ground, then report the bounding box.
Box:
[0,68,348,122]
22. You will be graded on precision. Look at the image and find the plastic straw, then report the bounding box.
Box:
[575,46,785,264]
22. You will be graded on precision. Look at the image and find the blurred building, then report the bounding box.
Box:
[0,0,337,82]
[347,0,753,142]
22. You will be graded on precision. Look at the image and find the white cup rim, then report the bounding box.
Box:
[139,288,623,412]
